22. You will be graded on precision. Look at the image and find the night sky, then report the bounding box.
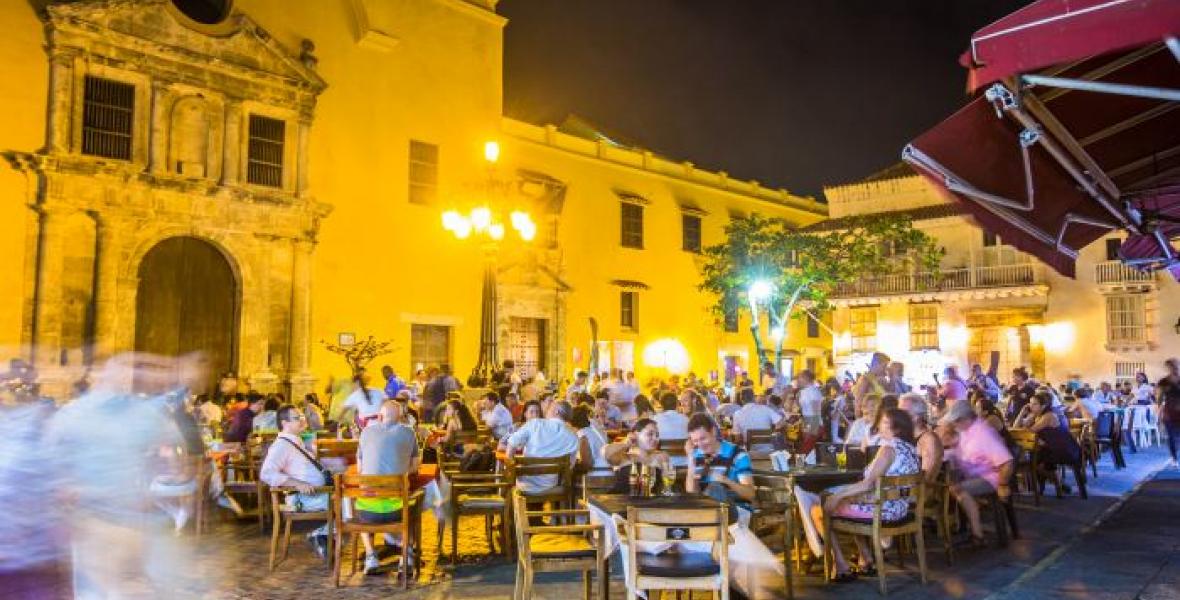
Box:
[500,0,1033,198]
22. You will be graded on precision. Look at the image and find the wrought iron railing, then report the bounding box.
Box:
[831,263,1038,297]
[1094,260,1155,284]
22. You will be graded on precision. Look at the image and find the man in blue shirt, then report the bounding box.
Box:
[684,413,755,505]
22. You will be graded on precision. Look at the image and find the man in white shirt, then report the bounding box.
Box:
[1092,382,1114,407]
[796,369,825,434]
[504,400,580,492]
[565,370,589,402]
[652,392,690,441]
[732,391,784,438]
[611,371,641,424]
[479,391,514,440]
[260,405,330,555]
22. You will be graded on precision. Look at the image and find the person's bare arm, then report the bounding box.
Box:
[831,446,894,501]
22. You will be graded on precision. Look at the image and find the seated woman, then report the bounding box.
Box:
[436,398,478,458]
[603,418,675,494]
[632,394,656,421]
[795,409,921,582]
[572,404,611,473]
[972,390,1008,435]
[1015,391,1082,492]
[844,394,878,447]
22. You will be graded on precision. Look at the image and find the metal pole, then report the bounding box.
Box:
[469,250,498,387]
[1021,74,1180,103]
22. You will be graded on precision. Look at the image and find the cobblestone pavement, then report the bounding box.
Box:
[7,446,1170,599]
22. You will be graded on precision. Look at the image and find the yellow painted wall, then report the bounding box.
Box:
[0,0,829,387]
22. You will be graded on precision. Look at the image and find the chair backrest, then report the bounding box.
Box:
[625,505,727,544]
[452,429,491,446]
[658,438,687,457]
[744,428,775,448]
[333,473,412,524]
[1009,428,1038,452]
[1094,411,1116,439]
[582,471,617,500]
[751,473,795,509]
[874,473,925,519]
[317,439,359,461]
[508,454,572,486]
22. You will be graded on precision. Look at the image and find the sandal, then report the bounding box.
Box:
[830,571,858,584]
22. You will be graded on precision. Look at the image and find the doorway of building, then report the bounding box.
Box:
[968,325,1028,382]
[134,236,238,394]
[508,317,547,379]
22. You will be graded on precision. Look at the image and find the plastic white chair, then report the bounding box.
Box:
[1130,406,1160,448]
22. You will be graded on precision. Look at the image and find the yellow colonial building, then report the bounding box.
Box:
[821,165,1180,387]
[0,0,826,398]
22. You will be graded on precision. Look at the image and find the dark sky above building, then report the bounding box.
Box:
[499,0,1033,198]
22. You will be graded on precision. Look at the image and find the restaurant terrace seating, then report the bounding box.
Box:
[512,492,606,600]
[622,504,731,600]
[331,473,413,588]
[823,473,927,596]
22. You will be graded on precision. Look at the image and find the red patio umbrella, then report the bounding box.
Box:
[903,0,1180,279]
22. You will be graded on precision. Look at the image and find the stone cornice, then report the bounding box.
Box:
[831,284,1050,307]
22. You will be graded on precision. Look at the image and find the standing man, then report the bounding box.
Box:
[1158,358,1180,465]
[969,363,1001,401]
[887,362,912,394]
[853,352,890,406]
[796,370,825,437]
[940,365,969,409]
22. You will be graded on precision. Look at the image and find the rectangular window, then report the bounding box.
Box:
[621,202,644,249]
[807,314,820,338]
[408,140,439,204]
[806,357,818,374]
[246,115,285,187]
[1105,238,1121,261]
[681,213,702,253]
[1106,294,1147,344]
[982,231,998,247]
[850,307,878,353]
[81,76,134,160]
[1115,361,1145,386]
[908,304,939,350]
[410,324,451,373]
[620,291,638,330]
[723,305,739,333]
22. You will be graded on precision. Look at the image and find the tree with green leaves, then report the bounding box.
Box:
[699,213,942,378]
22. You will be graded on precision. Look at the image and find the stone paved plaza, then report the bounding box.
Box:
[15,446,1165,600]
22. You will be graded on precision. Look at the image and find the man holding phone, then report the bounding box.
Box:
[684,413,755,505]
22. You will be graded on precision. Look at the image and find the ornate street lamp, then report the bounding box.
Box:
[441,141,536,386]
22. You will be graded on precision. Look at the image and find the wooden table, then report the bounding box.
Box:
[587,493,736,524]
[754,465,861,493]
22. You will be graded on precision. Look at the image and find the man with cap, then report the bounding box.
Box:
[941,399,1013,546]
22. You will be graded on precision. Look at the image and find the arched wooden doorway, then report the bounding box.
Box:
[134,236,238,394]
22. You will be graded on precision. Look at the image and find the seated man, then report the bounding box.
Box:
[732,391,783,447]
[223,392,265,443]
[479,391,514,441]
[504,400,580,493]
[354,400,419,574]
[653,392,689,441]
[685,413,755,506]
[940,400,1013,546]
[260,405,331,557]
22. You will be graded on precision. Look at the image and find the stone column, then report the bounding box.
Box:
[47,52,75,153]
[220,100,242,186]
[147,81,170,175]
[295,118,311,197]
[91,216,122,363]
[288,238,316,400]
[32,205,70,399]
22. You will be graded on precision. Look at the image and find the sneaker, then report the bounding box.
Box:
[362,553,380,575]
[307,534,328,560]
[216,494,244,516]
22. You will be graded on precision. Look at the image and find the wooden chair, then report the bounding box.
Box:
[268,484,334,571]
[331,473,412,588]
[192,456,211,536]
[1009,429,1042,506]
[658,438,688,465]
[751,472,798,600]
[512,492,606,600]
[440,463,513,560]
[622,504,730,600]
[316,439,359,462]
[1070,420,1099,478]
[823,473,927,596]
[222,441,268,530]
[924,464,957,565]
[507,454,576,514]
[745,428,776,465]
[582,470,618,502]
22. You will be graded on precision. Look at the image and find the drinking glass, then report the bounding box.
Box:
[836,450,848,469]
[662,471,677,496]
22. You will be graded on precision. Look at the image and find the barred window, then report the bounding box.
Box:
[1106,294,1146,344]
[1114,361,1145,387]
[409,140,439,204]
[850,307,877,353]
[410,324,451,372]
[621,202,644,249]
[908,304,939,350]
[81,76,134,160]
[246,115,285,187]
[682,213,702,253]
[620,291,638,330]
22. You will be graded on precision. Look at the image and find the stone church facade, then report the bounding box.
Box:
[0,0,826,400]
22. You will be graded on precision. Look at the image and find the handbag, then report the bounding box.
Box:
[281,437,334,487]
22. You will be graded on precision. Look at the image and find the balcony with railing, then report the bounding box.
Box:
[1094,260,1156,286]
[831,263,1040,298]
